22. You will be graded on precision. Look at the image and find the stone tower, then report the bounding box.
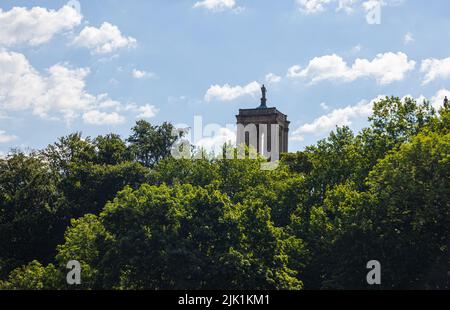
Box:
[236,85,290,161]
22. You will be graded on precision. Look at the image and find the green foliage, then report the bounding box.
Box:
[0,97,449,290]
[42,133,96,175]
[127,120,180,168]
[149,156,219,187]
[56,161,149,217]
[52,184,302,289]
[0,152,65,277]
[281,152,313,174]
[0,261,61,290]
[56,214,114,289]
[364,131,450,288]
[369,96,434,143]
[94,134,132,165]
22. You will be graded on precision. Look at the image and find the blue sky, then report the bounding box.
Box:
[1,0,450,155]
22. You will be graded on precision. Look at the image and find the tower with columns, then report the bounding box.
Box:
[236,85,290,161]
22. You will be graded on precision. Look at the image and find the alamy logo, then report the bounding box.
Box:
[67,0,82,15]
[66,260,81,285]
[365,1,382,25]
[366,260,381,285]
[170,116,281,171]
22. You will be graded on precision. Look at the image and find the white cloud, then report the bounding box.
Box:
[287,65,303,78]
[0,3,82,47]
[320,102,330,110]
[291,88,447,142]
[132,69,157,79]
[0,51,95,120]
[0,50,125,125]
[72,22,137,54]
[420,57,450,85]
[194,0,237,11]
[204,81,260,102]
[292,95,384,141]
[430,89,450,111]
[196,127,236,154]
[123,103,159,119]
[288,54,349,81]
[265,73,282,84]
[0,130,17,143]
[0,51,45,112]
[401,89,450,112]
[82,110,125,125]
[297,0,372,14]
[351,52,415,84]
[95,97,121,110]
[351,44,363,53]
[135,104,159,118]
[361,0,404,11]
[287,52,415,85]
[297,0,332,14]
[362,0,383,12]
[297,0,404,16]
[363,0,406,12]
[34,65,95,120]
[404,32,414,45]
[337,0,358,13]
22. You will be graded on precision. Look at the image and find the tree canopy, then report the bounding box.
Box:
[1,101,449,290]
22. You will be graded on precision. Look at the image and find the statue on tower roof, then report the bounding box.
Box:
[259,84,268,109]
[444,96,449,109]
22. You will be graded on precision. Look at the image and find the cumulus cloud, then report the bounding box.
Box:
[297,0,332,14]
[0,50,156,125]
[287,52,415,85]
[82,110,125,125]
[132,69,157,79]
[404,32,414,45]
[135,104,159,119]
[196,127,236,154]
[297,0,369,14]
[352,44,363,53]
[362,0,405,12]
[320,102,330,110]
[34,65,95,120]
[291,88,447,142]
[430,88,450,111]
[350,52,415,84]
[204,81,260,102]
[72,22,137,54]
[287,65,303,78]
[401,89,450,112]
[362,0,383,11]
[291,95,384,141]
[297,0,404,15]
[0,130,17,143]
[123,103,159,119]
[0,3,82,47]
[337,0,358,13]
[0,51,45,111]
[194,0,237,11]
[420,57,450,85]
[265,73,282,84]
[0,50,95,121]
